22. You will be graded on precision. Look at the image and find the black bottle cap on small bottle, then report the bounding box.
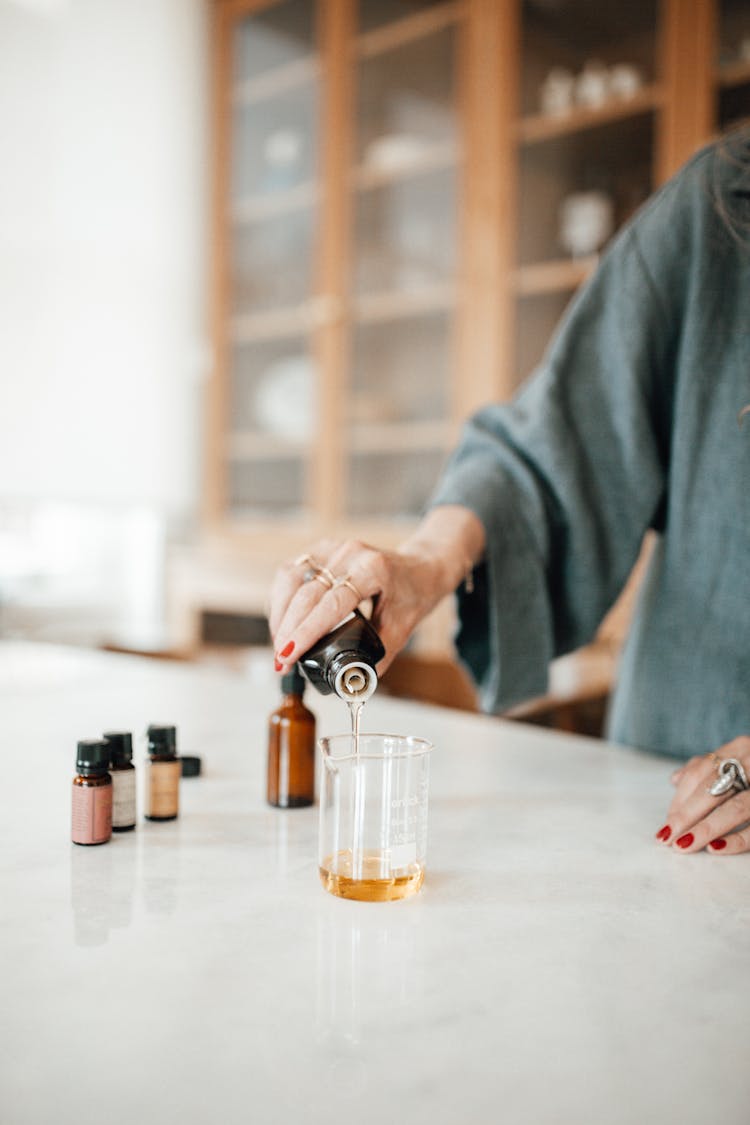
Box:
[103,730,133,764]
[76,739,111,775]
[181,755,202,777]
[147,724,177,756]
[281,664,306,695]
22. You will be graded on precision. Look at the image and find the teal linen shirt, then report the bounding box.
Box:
[430,131,750,760]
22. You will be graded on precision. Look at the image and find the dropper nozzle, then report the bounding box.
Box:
[342,667,367,695]
[333,660,377,702]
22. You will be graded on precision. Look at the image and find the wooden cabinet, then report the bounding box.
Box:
[196,0,741,656]
[206,0,512,554]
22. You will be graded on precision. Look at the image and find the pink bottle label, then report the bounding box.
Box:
[71,782,112,844]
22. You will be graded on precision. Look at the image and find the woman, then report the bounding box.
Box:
[269,128,750,856]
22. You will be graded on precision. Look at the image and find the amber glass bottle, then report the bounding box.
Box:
[72,739,113,846]
[145,724,180,821]
[267,665,316,808]
[104,730,136,832]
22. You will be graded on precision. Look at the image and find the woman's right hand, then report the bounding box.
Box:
[268,506,486,676]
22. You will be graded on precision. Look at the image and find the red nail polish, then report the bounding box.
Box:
[274,660,282,672]
[655,825,671,842]
[709,838,727,851]
[280,641,295,659]
[676,832,694,849]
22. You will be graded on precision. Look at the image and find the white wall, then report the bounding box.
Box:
[0,0,209,517]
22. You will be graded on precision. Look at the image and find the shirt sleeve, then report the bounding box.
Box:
[430,198,684,712]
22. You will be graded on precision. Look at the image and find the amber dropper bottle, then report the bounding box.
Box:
[267,664,316,808]
[145,724,180,821]
[104,730,136,832]
[71,739,113,846]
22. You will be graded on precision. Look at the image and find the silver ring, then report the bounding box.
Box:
[708,757,750,797]
[333,575,364,603]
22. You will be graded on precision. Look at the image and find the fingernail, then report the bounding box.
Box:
[676,832,694,849]
[279,641,295,659]
[655,825,671,842]
[709,838,727,851]
[274,660,282,672]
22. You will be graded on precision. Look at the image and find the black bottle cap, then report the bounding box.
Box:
[103,730,133,764]
[180,755,202,777]
[281,663,306,695]
[76,739,111,774]
[147,724,177,755]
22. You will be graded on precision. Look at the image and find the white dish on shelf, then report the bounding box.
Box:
[574,60,610,109]
[539,67,575,116]
[559,191,614,259]
[363,133,433,173]
[254,356,316,440]
[608,63,644,100]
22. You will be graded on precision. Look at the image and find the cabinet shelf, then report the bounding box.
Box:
[353,142,460,191]
[226,432,309,461]
[353,285,455,325]
[354,2,465,59]
[231,298,334,343]
[514,256,598,297]
[232,182,318,224]
[716,59,750,89]
[347,420,454,453]
[233,57,319,105]
[517,84,663,145]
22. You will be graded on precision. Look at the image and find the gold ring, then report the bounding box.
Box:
[312,572,334,590]
[294,552,319,570]
[334,575,364,603]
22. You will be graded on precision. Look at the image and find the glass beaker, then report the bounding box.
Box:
[318,733,433,902]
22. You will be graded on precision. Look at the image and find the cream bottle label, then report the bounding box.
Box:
[112,770,136,827]
[147,760,180,818]
[71,784,112,844]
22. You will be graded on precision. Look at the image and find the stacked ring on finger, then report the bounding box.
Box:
[295,553,336,588]
[333,574,364,603]
[708,757,750,797]
[294,553,318,571]
[312,569,335,590]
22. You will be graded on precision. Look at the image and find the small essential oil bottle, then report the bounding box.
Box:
[72,739,113,846]
[145,724,180,821]
[104,730,136,832]
[299,608,385,702]
[267,664,316,808]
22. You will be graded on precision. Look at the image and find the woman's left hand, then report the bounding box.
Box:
[655,736,750,854]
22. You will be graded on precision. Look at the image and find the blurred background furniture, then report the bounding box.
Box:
[3,0,748,732]
[186,0,750,727]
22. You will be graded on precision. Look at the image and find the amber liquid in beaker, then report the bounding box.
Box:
[319,851,424,902]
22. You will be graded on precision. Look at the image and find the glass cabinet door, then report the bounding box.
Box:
[716,0,750,132]
[227,0,320,521]
[344,3,462,522]
[514,0,659,384]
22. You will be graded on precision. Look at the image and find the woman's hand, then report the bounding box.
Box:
[655,736,750,854]
[268,506,485,676]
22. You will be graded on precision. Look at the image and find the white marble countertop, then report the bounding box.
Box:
[1,641,749,1125]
